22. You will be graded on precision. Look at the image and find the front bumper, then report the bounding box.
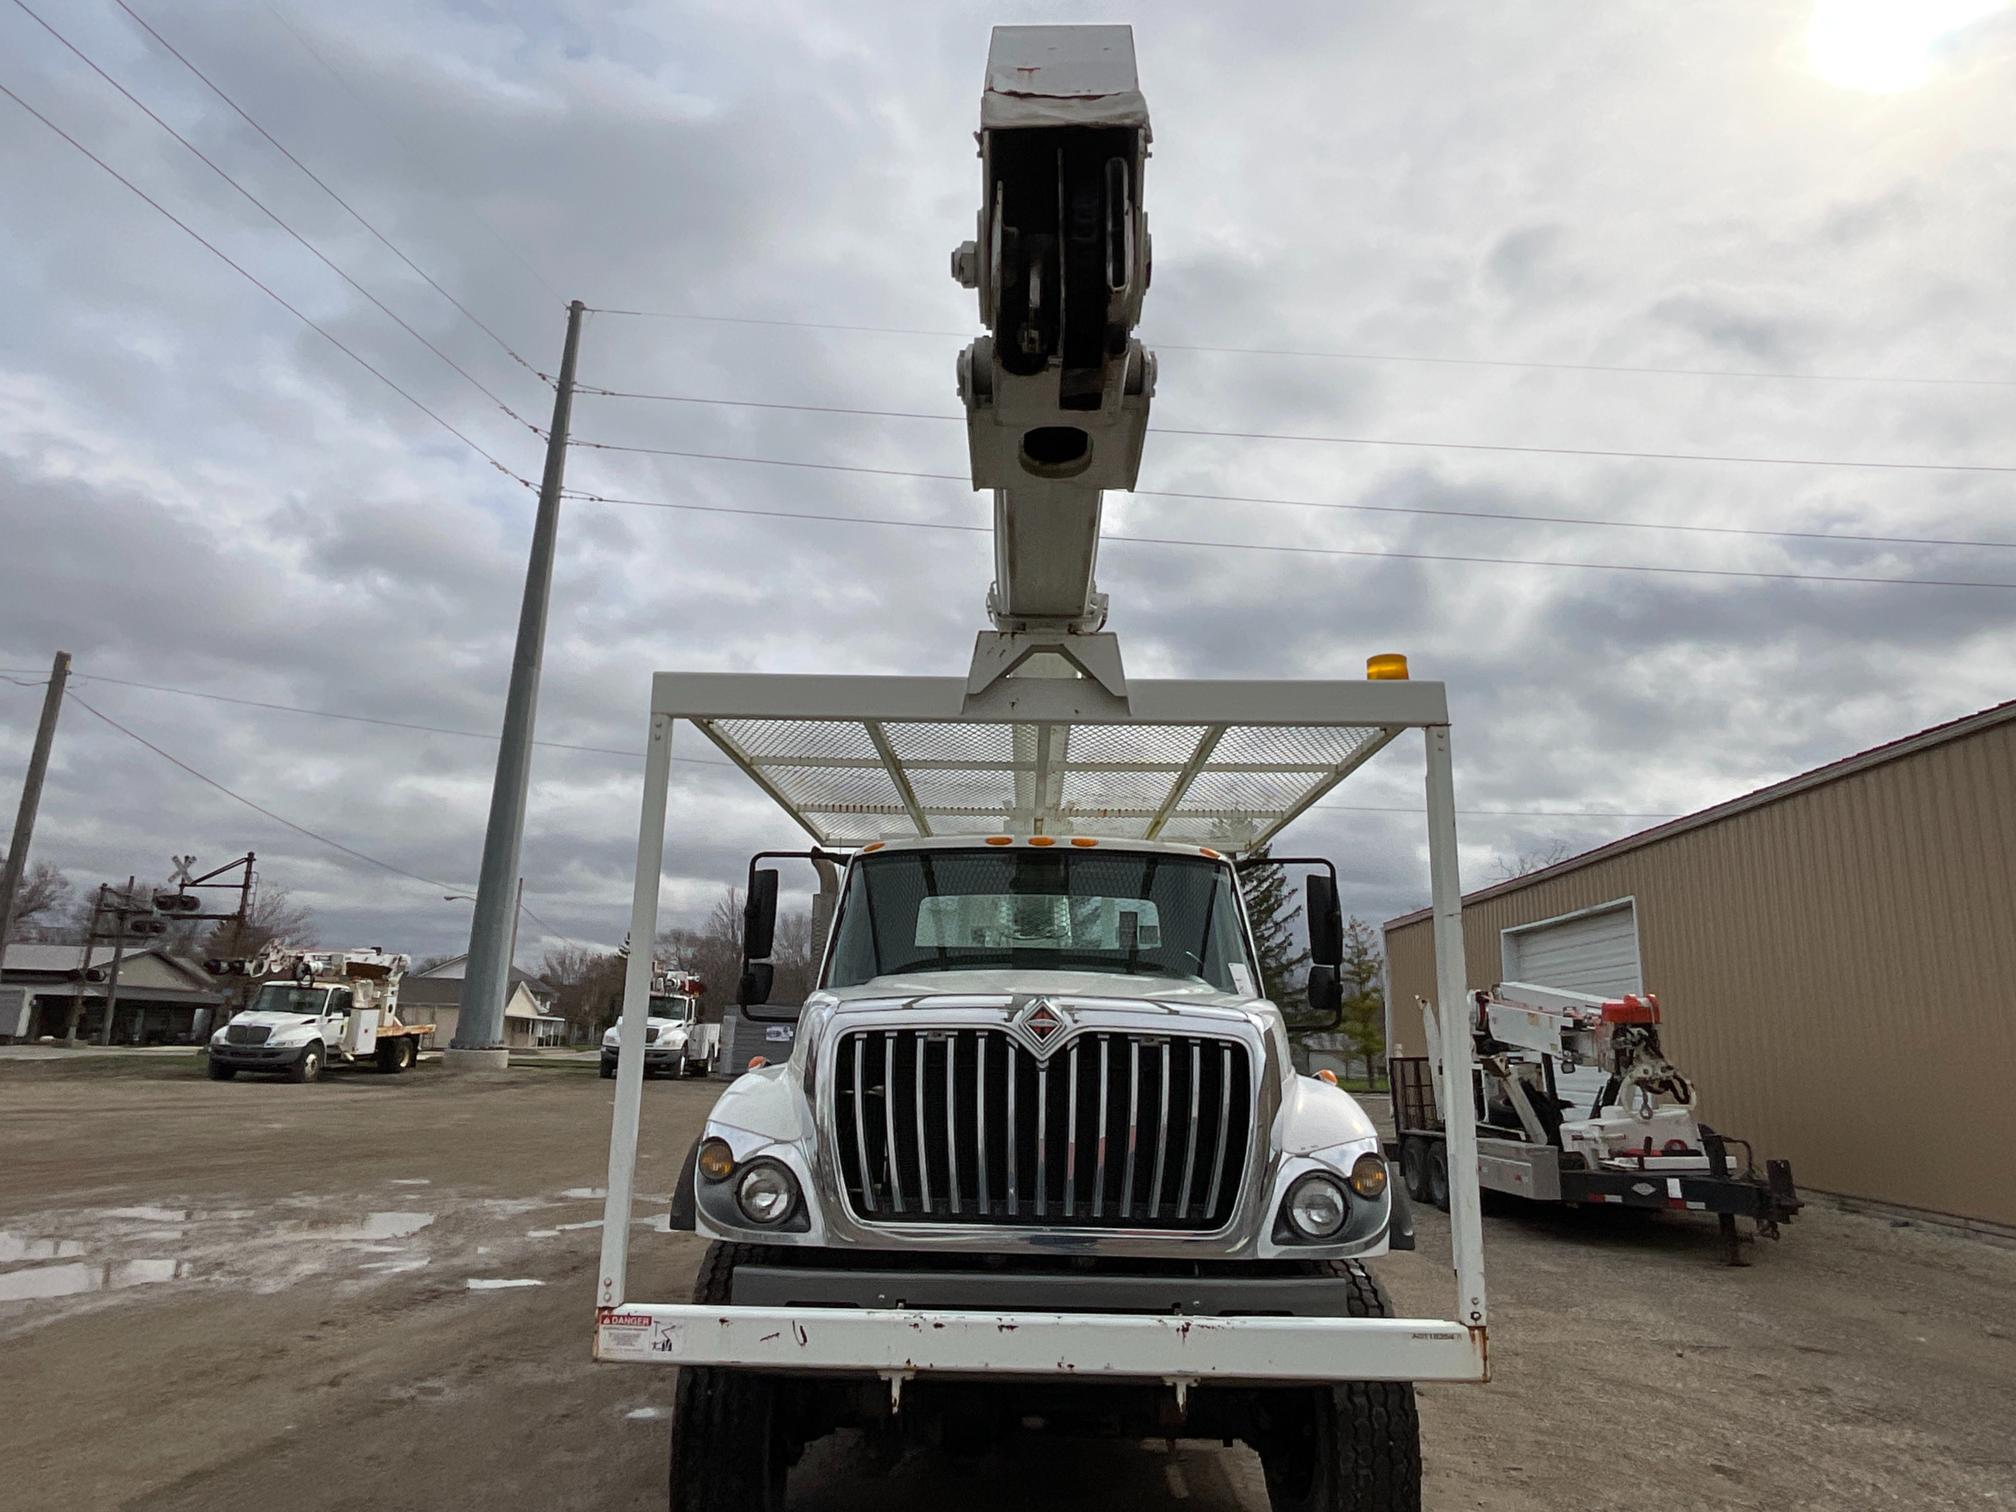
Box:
[602,1045,686,1069]
[594,1299,1486,1382]
[208,1042,309,1068]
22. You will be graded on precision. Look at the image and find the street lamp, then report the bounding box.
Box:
[445,877,523,970]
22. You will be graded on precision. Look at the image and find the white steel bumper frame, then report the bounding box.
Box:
[594,672,1488,1385]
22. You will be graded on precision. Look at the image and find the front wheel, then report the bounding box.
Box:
[600,1060,616,1079]
[668,1243,789,1511]
[1255,1263,1422,1512]
[207,1057,236,1080]
[289,1043,323,1084]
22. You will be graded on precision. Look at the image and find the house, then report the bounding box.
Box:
[1383,698,2016,1234]
[401,955,566,1048]
[1,944,228,1045]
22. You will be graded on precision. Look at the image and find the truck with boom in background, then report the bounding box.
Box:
[205,946,431,1082]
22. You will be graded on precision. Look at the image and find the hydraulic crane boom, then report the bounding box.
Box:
[952,26,1155,695]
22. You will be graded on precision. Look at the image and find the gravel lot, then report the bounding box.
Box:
[3,1058,2012,1511]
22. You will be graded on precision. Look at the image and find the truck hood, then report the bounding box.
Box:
[820,969,1257,1012]
[225,1011,320,1029]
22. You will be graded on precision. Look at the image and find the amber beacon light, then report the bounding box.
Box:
[1365,653,1410,681]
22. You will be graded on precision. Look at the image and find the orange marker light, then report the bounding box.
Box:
[1029,835,1056,847]
[1366,652,1410,681]
[862,841,884,853]
[1315,1068,1339,1086]
[1199,846,1221,860]
[985,835,1013,846]
[1070,837,1098,847]
[747,1056,768,1070]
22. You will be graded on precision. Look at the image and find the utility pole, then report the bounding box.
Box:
[98,875,136,1046]
[65,884,104,1046]
[449,300,585,1072]
[0,649,71,953]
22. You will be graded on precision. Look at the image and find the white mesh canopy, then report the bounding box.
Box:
[691,713,1398,850]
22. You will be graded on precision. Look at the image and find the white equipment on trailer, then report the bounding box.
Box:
[204,946,431,1082]
[593,26,1487,1510]
[1393,982,1799,1264]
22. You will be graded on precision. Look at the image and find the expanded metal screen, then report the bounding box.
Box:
[692,715,1395,851]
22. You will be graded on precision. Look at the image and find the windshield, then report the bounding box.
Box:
[648,995,694,1023]
[824,848,1259,994]
[248,985,327,1016]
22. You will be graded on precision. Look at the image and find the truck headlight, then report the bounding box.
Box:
[1284,1173,1349,1240]
[734,1162,799,1226]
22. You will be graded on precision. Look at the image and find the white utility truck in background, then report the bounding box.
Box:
[205,946,431,1082]
[1392,982,1800,1264]
[592,27,1488,1511]
[601,969,720,1079]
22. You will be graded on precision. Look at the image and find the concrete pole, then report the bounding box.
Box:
[447,300,585,1072]
[0,650,71,953]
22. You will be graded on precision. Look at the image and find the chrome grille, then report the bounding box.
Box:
[225,1023,270,1045]
[833,1027,1252,1229]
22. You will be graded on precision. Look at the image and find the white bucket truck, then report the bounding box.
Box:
[590,28,1488,1510]
[205,946,430,1082]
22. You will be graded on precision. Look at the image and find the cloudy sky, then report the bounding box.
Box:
[3,0,2013,967]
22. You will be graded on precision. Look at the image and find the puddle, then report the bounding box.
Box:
[99,1207,189,1224]
[556,1220,603,1232]
[0,1259,186,1302]
[358,1258,430,1275]
[0,1233,87,1264]
[524,1229,562,1239]
[388,1179,431,1187]
[559,1188,606,1200]
[625,1405,671,1421]
[466,1278,543,1290]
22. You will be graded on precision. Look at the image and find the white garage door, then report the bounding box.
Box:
[1501,900,1641,996]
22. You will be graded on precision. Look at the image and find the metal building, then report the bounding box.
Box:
[1383,698,2016,1232]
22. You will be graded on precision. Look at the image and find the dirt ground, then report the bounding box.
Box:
[3,1058,2012,1512]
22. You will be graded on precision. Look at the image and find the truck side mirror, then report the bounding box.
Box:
[1305,963,1344,1030]
[743,869,779,963]
[1306,874,1343,967]
[737,961,775,1009]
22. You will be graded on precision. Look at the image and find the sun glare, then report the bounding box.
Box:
[1808,0,2006,91]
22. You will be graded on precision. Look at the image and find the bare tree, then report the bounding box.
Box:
[200,884,314,961]
[1491,839,1575,883]
[539,942,625,1037]
[0,855,72,940]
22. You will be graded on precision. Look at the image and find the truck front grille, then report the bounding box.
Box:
[833,1027,1251,1230]
[225,1024,270,1045]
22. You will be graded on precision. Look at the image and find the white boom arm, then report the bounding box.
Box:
[954,26,1155,695]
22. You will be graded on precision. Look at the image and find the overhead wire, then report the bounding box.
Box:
[555,476,2016,592]
[12,0,548,435]
[260,1,569,308]
[577,305,2016,389]
[0,78,536,488]
[567,389,2016,476]
[109,0,552,383]
[562,437,2016,554]
[66,691,469,893]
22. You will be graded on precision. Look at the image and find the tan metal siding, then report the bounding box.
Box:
[1383,718,2016,1228]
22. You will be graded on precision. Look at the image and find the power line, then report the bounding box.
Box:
[261,1,568,309]
[60,668,1680,822]
[557,475,2016,592]
[13,0,546,434]
[568,435,2016,554]
[66,691,468,893]
[109,0,550,383]
[577,305,2016,390]
[569,391,2016,476]
[62,671,725,767]
[0,78,536,488]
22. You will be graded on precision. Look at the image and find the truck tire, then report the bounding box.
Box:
[375,1038,415,1074]
[600,1060,616,1079]
[289,1043,323,1084]
[1399,1137,1430,1203]
[207,1058,236,1080]
[1255,1262,1422,1512]
[668,1242,788,1512]
[1426,1143,1450,1212]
